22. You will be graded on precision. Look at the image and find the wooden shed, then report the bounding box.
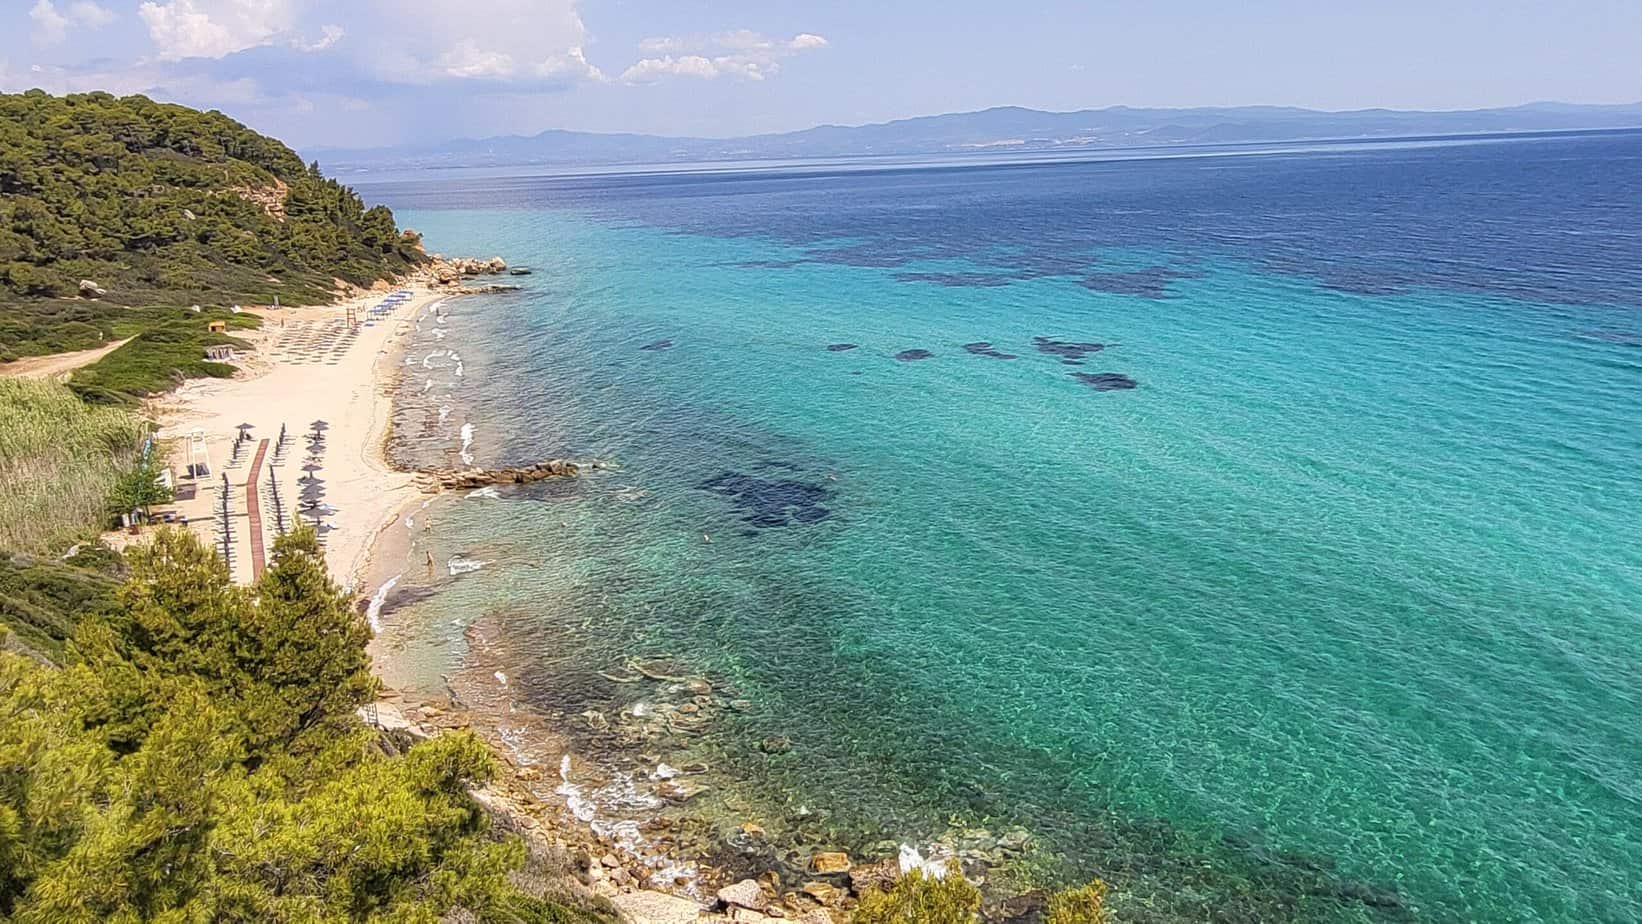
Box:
[207,319,228,333]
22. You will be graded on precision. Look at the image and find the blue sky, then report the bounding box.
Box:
[3,0,1639,149]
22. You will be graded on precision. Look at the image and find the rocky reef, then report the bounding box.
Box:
[414,459,580,493]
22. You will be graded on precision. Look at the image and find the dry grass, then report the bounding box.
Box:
[0,378,147,554]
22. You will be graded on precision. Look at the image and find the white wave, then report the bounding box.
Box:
[364,574,400,633]
[433,328,447,340]
[404,516,414,529]
[459,422,475,464]
[899,844,951,879]
[437,405,451,424]
[422,378,433,393]
[455,361,464,378]
[466,486,500,500]
[447,555,493,576]
[494,670,508,686]
[557,755,596,823]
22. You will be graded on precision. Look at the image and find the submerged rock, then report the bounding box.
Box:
[698,471,833,529]
[895,349,934,361]
[825,343,858,352]
[962,341,1018,360]
[809,851,851,874]
[1069,372,1138,391]
[639,338,675,351]
[1033,337,1107,360]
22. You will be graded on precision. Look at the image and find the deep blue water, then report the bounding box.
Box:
[360,132,1642,923]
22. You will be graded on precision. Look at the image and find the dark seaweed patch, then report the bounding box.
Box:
[825,343,859,352]
[1078,266,1193,299]
[1033,337,1108,360]
[698,471,833,529]
[963,341,1018,359]
[639,339,675,351]
[1069,372,1138,391]
[895,349,934,361]
[894,271,1018,288]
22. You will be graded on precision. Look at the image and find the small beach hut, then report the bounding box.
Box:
[207,319,228,333]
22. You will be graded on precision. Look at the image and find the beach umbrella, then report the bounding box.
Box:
[311,420,330,430]
[301,462,322,472]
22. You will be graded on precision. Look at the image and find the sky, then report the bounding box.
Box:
[2,0,1640,150]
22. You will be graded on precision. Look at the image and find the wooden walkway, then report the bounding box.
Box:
[245,439,270,579]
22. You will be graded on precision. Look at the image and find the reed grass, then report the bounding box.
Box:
[0,378,147,554]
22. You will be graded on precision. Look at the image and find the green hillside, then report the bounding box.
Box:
[0,89,424,361]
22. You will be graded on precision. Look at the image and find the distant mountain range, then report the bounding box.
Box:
[313,102,1642,172]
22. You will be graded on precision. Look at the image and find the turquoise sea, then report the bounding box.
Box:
[359,132,1642,923]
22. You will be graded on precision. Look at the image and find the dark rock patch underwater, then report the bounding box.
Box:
[698,471,833,528]
[1069,372,1139,391]
[895,349,935,361]
[963,342,1018,359]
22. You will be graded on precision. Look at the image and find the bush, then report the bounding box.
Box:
[854,864,982,924]
[1046,880,1112,924]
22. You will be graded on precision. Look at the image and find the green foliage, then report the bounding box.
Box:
[0,545,122,660]
[0,527,603,922]
[0,377,148,554]
[0,90,425,361]
[106,456,174,523]
[67,305,258,404]
[854,864,983,924]
[1045,880,1112,924]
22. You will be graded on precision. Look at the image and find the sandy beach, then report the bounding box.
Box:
[143,285,448,588]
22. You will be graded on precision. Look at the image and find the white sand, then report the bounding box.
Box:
[146,286,448,588]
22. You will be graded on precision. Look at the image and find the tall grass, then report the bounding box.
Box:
[0,378,147,554]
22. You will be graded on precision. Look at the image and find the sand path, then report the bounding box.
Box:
[1,338,132,381]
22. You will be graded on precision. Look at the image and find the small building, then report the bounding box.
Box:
[204,344,235,362]
[207,319,228,333]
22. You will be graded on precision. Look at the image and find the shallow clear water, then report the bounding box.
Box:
[362,133,1642,923]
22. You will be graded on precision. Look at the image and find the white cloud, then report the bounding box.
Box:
[620,30,828,84]
[358,0,601,84]
[29,1,70,46]
[138,0,299,60]
[69,2,117,28]
[437,39,515,79]
[29,0,114,45]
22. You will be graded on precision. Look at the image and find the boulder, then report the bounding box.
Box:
[809,851,851,875]
[847,858,900,894]
[799,881,841,905]
[611,890,706,924]
[78,279,106,299]
[717,879,767,912]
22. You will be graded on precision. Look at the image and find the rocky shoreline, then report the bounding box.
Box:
[363,656,1047,924]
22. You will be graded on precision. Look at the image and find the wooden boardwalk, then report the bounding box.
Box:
[245,439,270,579]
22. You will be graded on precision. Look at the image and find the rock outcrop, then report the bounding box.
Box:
[413,459,579,493]
[78,279,106,298]
[424,255,509,286]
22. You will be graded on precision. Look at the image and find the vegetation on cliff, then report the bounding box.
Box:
[0,89,424,362]
[0,527,604,923]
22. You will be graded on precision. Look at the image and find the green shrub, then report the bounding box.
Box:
[854,864,982,924]
[1046,880,1112,924]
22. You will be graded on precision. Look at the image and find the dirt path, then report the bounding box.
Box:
[0,339,131,381]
